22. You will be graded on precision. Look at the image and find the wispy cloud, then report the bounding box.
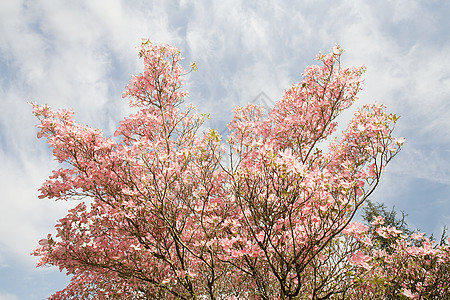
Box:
[1,0,449,297]
[0,291,19,300]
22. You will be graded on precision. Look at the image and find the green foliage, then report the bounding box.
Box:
[362,199,411,251]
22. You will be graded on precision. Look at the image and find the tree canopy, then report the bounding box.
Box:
[32,40,449,299]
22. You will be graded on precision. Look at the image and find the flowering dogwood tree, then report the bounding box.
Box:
[32,40,449,299]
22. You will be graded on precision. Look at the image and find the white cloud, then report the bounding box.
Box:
[0,291,18,300]
[1,0,450,297]
[0,140,75,266]
[389,0,420,23]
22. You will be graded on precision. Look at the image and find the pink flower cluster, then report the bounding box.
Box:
[31,40,448,299]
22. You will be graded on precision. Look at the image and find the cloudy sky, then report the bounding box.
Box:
[1,0,449,298]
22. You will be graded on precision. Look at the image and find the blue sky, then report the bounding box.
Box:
[1,0,450,298]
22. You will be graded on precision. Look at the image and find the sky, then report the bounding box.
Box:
[1,0,450,298]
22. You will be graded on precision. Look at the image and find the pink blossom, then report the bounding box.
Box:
[342,222,368,236]
[348,250,371,269]
[401,288,419,299]
[30,40,422,299]
[410,232,425,240]
[371,215,385,226]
